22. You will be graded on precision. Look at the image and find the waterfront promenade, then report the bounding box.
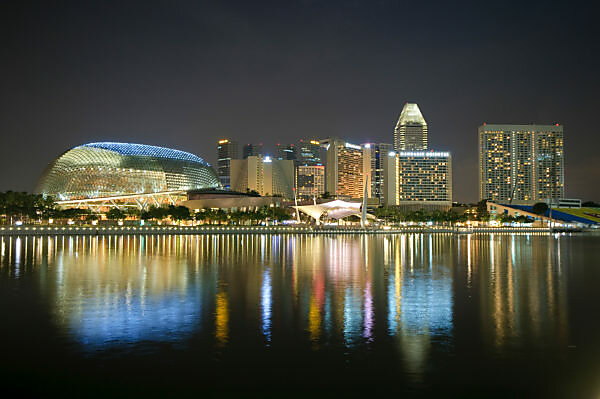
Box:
[0,224,580,236]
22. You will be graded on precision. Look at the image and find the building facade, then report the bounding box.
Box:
[382,151,399,207]
[296,165,325,199]
[478,124,564,202]
[276,144,298,162]
[365,143,394,204]
[321,138,371,200]
[394,103,428,151]
[230,156,294,199]
[394,151,452,211]
[217,139,238,189]
[297,139,322,166]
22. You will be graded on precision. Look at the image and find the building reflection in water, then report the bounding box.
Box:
[459,234,569,353]
[261,267,272,344]
[384,234,454,379]
[49,235,211,349]
[0,233,569,363]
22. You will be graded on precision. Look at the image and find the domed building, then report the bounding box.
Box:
[36,142,220,201]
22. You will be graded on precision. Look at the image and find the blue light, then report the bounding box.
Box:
[83,142,209,165]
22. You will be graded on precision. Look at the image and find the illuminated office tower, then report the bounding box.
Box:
[297,139,322,166]
[395,151,452,211]
[478,124,564,202]
[394,103,428,151]
[321,138,371,200]
[296,165,325,199]
[242,143,263,159]
[364,143,394,204]
[276,143,298,162]
[217,139,238,189]
[230,156,294,199]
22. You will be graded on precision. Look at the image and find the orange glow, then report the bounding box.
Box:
[215,291,229,346]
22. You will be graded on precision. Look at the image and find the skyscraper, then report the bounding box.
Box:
[217,139,238,189]
[276,143,297,162]
[394,103,428,151]
[478,124,564,202]
[297,139,322,166]
[395,151,452,211]
[321,138,371,200]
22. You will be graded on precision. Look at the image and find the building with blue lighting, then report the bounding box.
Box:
[36,142,220,201]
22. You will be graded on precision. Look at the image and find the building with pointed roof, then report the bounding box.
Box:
[394,103,428,151]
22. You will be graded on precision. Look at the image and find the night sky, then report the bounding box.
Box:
[1,0,598,202]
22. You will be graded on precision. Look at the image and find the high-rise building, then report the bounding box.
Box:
[217,139,238,189]
[394,103,428,151]
[230,155,294,199]
[242,143,263,159]
[321,138,371,200]
[297,139,322,166]
[478,124,564,202]
[364,143,394,204]
[276,143,297,162]
[296,165,325,199]
[392,151,452,211]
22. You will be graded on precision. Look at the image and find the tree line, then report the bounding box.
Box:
[0,191,56,224]
[0,191,293,225]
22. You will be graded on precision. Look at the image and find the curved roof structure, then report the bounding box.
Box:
[294,200,375,225]
[36,142,219,200]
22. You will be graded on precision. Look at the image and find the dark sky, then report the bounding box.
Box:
[1,0,598,202]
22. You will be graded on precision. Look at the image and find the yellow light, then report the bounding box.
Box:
[218,139,229,144]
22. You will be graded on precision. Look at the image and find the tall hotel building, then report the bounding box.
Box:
[321,138,371,200]
[384,151,452,210]
[394,103,428,151]
[478,124,564,202]
[217,139,238,189]
[397,151,452,210]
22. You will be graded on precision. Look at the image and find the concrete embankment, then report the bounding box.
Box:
[0,225,574,236]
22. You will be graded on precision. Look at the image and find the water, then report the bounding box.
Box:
[1,233,599,397]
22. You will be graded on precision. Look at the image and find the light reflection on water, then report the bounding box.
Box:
[0,234,570,366]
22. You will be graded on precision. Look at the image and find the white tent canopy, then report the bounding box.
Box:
[293,200,375,225]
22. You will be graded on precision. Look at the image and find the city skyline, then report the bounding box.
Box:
[1,1,598,203]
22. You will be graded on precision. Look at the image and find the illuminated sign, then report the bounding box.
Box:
[218,139,229,144]
[397,151,450,157]
[344,142,361,150]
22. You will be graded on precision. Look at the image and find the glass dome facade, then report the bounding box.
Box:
[36,142,220,200]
